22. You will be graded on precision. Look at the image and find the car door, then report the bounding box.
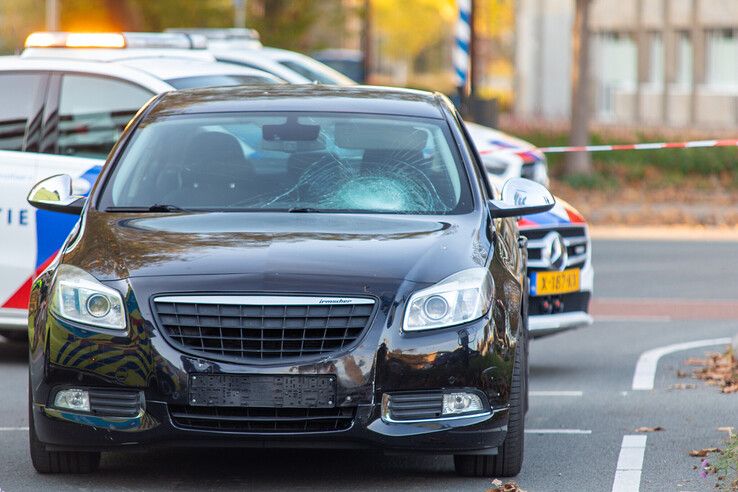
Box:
[0,72,155,318]
[0,71,49,314]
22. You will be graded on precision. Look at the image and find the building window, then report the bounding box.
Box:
[675,31,693,88]
[706,29,738,88]
[593,32,637,117]
[647,32,664,86]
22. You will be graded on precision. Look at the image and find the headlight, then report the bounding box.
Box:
[50,264,126,330]
[403,268,493,331]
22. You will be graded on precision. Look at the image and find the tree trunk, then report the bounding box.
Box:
[566,0,593,175]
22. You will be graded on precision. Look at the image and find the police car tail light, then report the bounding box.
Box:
[25,32,126,49]
[50,265,126,330]
[24,32,205,50]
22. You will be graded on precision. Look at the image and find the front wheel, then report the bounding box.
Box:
[454,338,526,477]
[28,382,100,474]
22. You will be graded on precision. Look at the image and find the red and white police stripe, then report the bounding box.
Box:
[537,139,738,154]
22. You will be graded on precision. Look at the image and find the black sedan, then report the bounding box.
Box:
[26,86,554,477]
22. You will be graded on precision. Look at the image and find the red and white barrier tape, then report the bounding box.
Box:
[537,139,738,154]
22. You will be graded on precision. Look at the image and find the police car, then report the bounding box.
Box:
[0,32,282,340]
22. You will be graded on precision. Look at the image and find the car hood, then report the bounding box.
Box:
[65,211,491,285]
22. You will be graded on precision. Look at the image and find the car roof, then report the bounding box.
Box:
[208,49,311,84]
[115,57,282,82]
[0,54,281,90]
[21,47,215,63]
[259,47,356,85]
[147,85,449,119]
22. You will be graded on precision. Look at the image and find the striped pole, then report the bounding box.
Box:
[453,0,472,89]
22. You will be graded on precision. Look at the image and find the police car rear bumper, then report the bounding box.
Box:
[0,308,27,331]
[529,311,592,337]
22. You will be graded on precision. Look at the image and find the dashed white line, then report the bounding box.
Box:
[529,390,583,397]
[525,429,591,435]
[632,337,731,390]
[612,435,647,492]
[0,426,28,431]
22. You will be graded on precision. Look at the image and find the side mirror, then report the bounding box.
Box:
[27,174,86,215]
[488,177,555,218]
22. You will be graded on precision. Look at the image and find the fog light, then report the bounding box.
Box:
[442,392,483,415]
[53,388,90,412]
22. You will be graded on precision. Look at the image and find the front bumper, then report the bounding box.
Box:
[32,399,509,454]
[31,297,518,456]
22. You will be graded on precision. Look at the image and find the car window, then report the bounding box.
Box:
[103,112,473,215]
[58,74,154,159]
[0,73,46,151]
[166,74,281,90]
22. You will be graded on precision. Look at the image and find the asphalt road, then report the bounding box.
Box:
[1,238,735,491]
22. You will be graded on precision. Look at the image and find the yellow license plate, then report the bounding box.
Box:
[531,269,580,296]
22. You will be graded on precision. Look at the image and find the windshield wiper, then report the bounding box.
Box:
[287,207,323,213]
[106,204,188,213]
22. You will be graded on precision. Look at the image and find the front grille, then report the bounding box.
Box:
[169,405,356,433]
[521,226,588,271]
[88,389,142,418]
[384,392,443,421]
[153,296,375,362]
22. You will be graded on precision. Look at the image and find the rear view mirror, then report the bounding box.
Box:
[27,174,86,215]
[488,178,555,218]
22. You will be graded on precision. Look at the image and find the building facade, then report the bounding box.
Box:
[515,0,738,128]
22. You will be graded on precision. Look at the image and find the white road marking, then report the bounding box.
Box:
[525,429,591,435]
[529,390,583,397]
[632,337,732,390]
[612,435,647,492]
[0,426,28,431]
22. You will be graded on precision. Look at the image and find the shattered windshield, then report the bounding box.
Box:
[104,112,473,214]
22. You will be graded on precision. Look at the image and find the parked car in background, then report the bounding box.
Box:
[166,27,263,50]
[312,48,365,83]
[26,85,555,476]
[481,130,593,337]
[466,121,550,187]
[0,32,282,341]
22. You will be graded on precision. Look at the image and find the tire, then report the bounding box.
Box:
[454,338,526,478]
[28,382,100,474]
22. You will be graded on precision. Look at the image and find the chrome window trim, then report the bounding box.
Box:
[381,410,493,424]
[154,295,375,306]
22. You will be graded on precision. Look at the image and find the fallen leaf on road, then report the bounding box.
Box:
[683,348,738,394]
[689,448,720,457]
[487,481,526,492]
[722,383,738,394]
[669,383,696,390]
[685,357,708,366]
[636,426,664,433]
